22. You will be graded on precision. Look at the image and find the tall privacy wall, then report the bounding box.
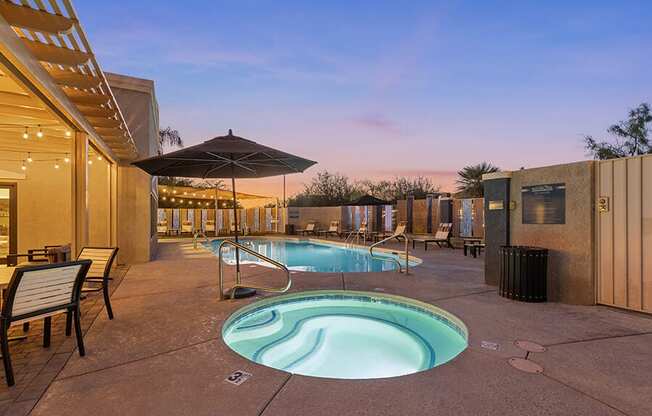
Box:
[397,197,484,239]
[483,161,597,305]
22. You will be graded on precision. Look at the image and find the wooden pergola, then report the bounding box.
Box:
[0,0,138,160]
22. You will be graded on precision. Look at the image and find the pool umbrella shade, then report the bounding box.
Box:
[132,129,317,297]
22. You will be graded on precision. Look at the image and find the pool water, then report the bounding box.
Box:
[207,238,414,273]
[222,291,468,379]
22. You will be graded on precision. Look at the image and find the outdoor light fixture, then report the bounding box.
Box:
[64,154,70,163]
[21,161,26,171]
[65,130,72,137]
[88,160,93,165]
[54,161,60,169]
[36,125,43,138]
[26,153,33,163]
[172,190,177,194]
[162,196,167,201]
[22,127,28,139]
[183,192,187,195]
[97,155,103,161]
[171,198,175,202]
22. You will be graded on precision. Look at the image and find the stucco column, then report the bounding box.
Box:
[482,172,512,286]
[72,132,89,256]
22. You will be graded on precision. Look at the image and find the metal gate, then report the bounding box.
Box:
[596,154,652,313]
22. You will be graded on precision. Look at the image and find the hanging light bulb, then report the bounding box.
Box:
[22,127,29,139]
[65,130,72,138]
[162,196,167,201]
[36,125,43,138]
[54,161,60,169]
[97,155,102,161]
[27,153,33,163]
[64,154,70,163]
[171,198,175,202]
[88,159,93,165]
[21,161,27,171]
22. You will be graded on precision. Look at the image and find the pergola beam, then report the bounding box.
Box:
[0,2,76,35]
[63,88,111,106]
[21,38,91,67]
[76,105,117,118]
[47,68,102,89]
[87,116,121,128]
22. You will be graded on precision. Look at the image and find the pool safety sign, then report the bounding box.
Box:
[225,370,252,386]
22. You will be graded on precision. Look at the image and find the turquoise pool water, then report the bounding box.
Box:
[222,291,468,379]
[207,238,415,273]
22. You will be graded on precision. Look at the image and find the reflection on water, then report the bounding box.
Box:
[209,239,404,273]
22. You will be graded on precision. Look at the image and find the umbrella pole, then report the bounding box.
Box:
[231,174,256,298]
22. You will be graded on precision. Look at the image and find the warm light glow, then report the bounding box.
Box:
[162,196,167,200]
[88,160,93,165]
[64,155,70,163]
[172,190,177,194]
[183,191,187,195]
[162,188,167,193]
[189,201,193,204]
[21,162,26,171]
[22,127,28,139]
[27,153,33,163]
[54,161,60,169]
[65,130,72,137]
[97,155,103,161]
[36,126,43,138]
[171,198,175,202]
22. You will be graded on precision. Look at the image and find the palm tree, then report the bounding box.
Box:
[158,127,183,155]
[456,162,500,197]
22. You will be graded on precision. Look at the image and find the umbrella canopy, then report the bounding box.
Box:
[347,194,391,206]
[132,129,316,179]
[132,130,316,298]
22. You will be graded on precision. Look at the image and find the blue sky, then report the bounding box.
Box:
[77,0,652,196]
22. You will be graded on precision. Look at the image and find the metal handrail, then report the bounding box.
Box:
[369,232,410,274]
[193,231,210,249]
[217,239,292,300]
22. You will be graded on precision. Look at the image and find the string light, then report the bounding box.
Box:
[22,127,28,139]
[171,198,175,202]
[64,154,70,163]
[27,153,33,163]
[36,125,43,138]
[65,130,72,137]
[97,155,102,161]
[88,159,93,165]
[162,196,167,201]
[21,161,26,171]
[54,161,60,169]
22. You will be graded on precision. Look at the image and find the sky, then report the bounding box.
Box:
[76,0,652,198]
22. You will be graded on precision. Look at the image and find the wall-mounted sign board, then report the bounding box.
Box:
[522,183,565,224]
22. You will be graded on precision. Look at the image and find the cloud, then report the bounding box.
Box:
[350,113,399,133]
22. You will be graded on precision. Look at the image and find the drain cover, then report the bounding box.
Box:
[508,358,543,374]
[515,340,546,353]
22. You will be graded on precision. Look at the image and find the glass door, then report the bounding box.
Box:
[0,184,16,265]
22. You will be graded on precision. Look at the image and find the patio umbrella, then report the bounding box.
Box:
[132,129,317,297]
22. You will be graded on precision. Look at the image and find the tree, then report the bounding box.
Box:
[158,127,183,155]
[584,103,652,160]
[288,171,362,206]
[456,162,499,198]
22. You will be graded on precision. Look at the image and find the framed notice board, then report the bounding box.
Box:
[522,183,565,224]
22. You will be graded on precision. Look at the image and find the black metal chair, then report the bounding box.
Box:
[1,260,91,386]
[75,247,119,320]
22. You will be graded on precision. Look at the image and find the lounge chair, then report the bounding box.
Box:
[345,221,375,243]
[157,219,168,235]
[412,223,453,250]
[375,221,407,243]
[1,260,91,386]
[181,220,193,235]
[317,221,340,238]
[204,220,216,236]
[297,222,317,235]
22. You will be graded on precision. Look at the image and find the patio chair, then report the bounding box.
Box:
[74,247,119,322]
[204,220,216,236]
[181,220,194,235]
[157,219,168,235]
[412,223,453,250]
[297,222,317,235]
[1,260,91,386]
[317,221,340,238]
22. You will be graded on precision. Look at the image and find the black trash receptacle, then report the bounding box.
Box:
[285,224,295,235]
[499,246,548,302]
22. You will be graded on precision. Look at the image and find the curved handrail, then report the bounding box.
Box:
[369,232,409,274]
[217,239,292,300]
[193,231,210,249]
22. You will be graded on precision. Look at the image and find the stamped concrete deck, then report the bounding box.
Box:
[7,239,652,415]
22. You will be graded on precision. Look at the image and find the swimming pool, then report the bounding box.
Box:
[222,291,468,379]
[206,238,417,273]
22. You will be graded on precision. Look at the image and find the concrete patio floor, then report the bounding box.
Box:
[8,239,652,415]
